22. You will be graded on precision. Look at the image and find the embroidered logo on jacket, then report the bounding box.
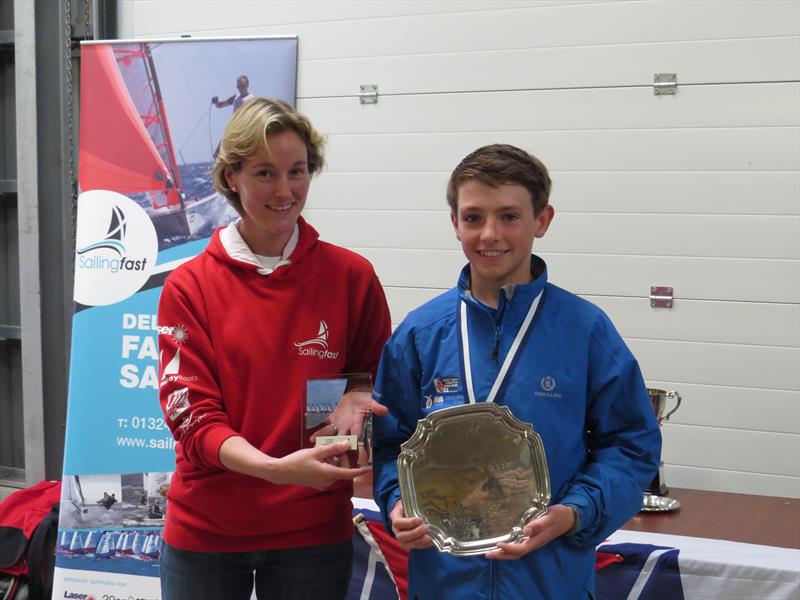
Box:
[534,376,562,399]
[294,320,340,359]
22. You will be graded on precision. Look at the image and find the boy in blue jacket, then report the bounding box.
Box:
[372,144,661,599]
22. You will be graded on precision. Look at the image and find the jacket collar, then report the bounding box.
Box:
[457,255,548,313]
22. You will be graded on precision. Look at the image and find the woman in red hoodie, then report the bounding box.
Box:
[157,98,392,600]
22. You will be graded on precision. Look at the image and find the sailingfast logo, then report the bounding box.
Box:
[76,204,148,273]
[294,320,339,359]
[73,190,157,306]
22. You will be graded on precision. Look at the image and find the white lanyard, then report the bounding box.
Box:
[460,290,543,404]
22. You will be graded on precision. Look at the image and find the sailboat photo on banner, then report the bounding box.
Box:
[54,36,298,600]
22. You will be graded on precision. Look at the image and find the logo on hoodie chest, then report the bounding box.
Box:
[294,320,340,360]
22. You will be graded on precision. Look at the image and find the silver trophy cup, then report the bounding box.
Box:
[642,388,682,512]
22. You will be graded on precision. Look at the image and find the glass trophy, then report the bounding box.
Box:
[302,372,373,468]
[398,402,550,556]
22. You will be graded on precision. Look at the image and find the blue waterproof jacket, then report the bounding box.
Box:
[373,256,661,600]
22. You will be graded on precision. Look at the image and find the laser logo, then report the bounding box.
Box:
[73,190,157,306]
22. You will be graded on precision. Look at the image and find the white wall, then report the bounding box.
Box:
[118,0,800,498]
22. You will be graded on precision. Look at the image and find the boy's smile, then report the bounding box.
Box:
[451,180,554,307]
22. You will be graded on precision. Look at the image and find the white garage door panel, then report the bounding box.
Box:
[119,1,533,37]
[360,248,465,289]
[301,83,800,134]
[309,171,800,216]
[304,209,455,251]
[542,214,800,260]
[325,128,799,173]
[123,1,798,58]
[630,339,800,391]
[591,297,799,348]
[661,424,800,477]
[666,465,799,498]
[291,2,797,60]
[299,37,799,97]
[544,254,799,303]
[359,249,799,303]
[307,209,800,260]
[135,1,800,60]
[550,171,800,216]
[644,381,800,435]
[383,286,445,326]
[381,290,799,348]
[307,173,449,212]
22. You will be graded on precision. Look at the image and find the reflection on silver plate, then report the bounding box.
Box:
[398,403,550,556]
[641,494,681,513]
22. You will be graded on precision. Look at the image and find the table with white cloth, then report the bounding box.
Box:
[598,529,799,600]
[348,488,800,600]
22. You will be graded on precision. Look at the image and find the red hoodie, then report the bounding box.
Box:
[157,217,391,552]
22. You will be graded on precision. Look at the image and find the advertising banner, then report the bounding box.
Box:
[52,36,298,600]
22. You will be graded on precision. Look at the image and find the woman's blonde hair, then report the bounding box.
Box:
[212,98,326,212]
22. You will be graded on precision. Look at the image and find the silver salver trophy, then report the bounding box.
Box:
[641,388,682,512]
[397,403,550,556]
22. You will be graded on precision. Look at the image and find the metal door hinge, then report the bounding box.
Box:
[650,286,674,308]
[359,84,378,104]
[654,73,677,95]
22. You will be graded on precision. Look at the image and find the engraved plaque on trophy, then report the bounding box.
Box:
[397,402,550,556]
[642,388,682,512]
[302,373,373,468]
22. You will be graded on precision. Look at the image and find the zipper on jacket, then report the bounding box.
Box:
[491,326,501,362]
[490,291,510,363]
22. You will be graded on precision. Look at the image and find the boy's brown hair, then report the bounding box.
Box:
[446,144,551,215]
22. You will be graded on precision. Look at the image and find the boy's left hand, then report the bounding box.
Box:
[485,504,575,560]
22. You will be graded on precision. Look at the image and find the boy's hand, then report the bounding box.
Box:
[389,500,433,551]
[485,504,575,560]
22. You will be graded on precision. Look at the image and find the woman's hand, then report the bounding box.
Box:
[219,436,364,490]
[266,441,368,490]
[389,501,434,551]
[485,504,576,560]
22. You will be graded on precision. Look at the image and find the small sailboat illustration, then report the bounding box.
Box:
[68,531,85,554]
[95,532,112,558]
[82,530,101,554]
[59,530,72,551]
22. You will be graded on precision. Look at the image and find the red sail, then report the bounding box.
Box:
[78,44,174,198]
